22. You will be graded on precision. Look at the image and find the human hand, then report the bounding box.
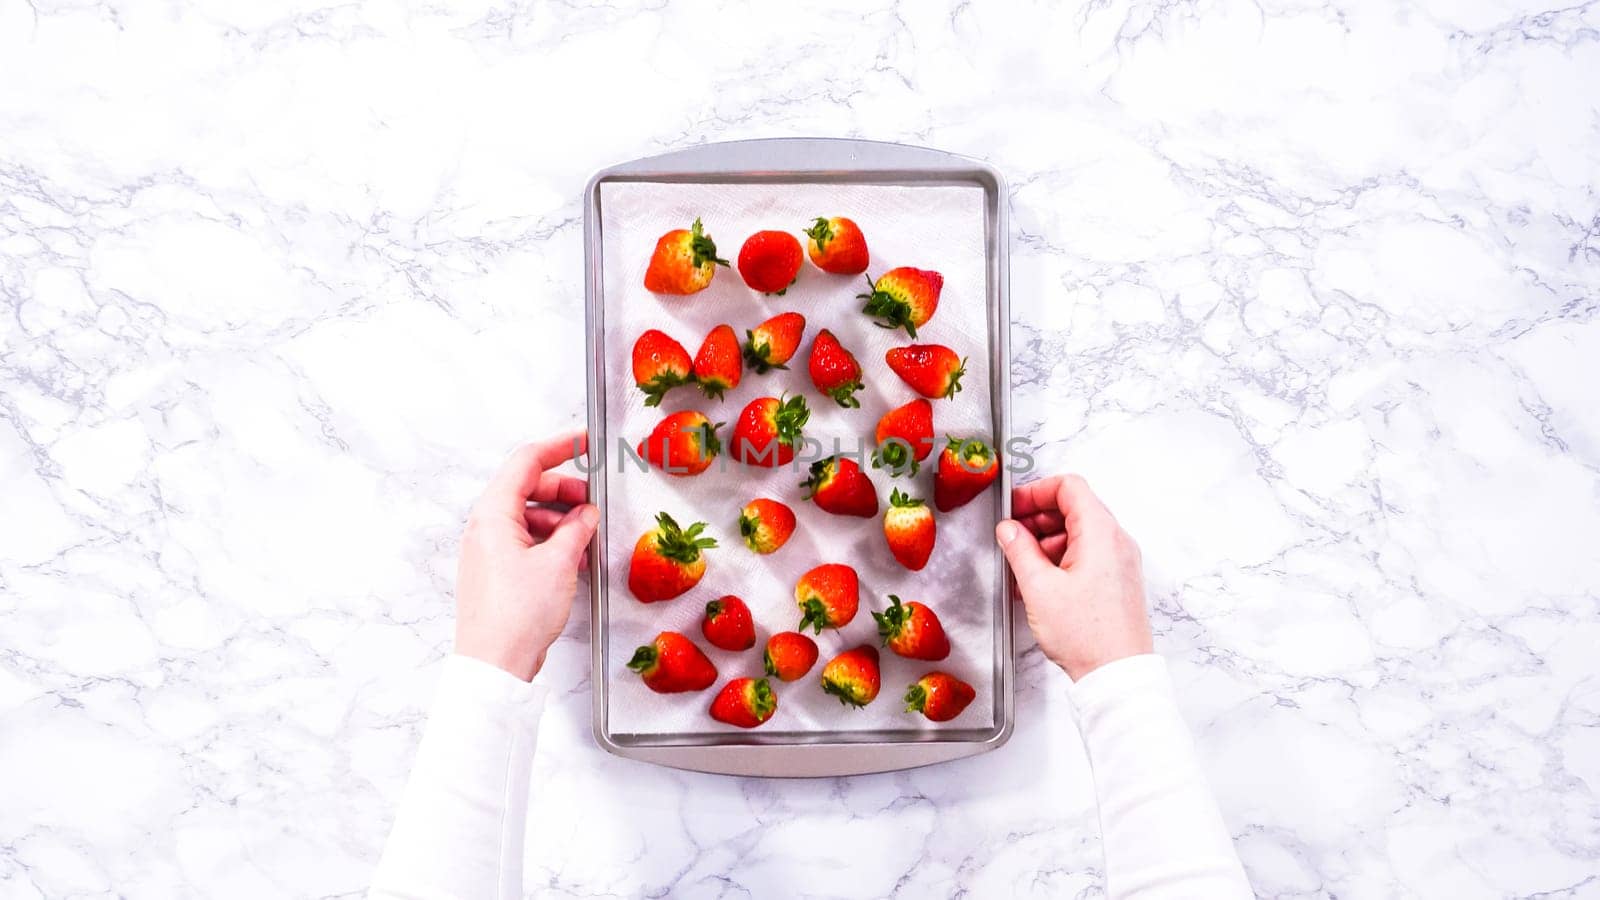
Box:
[455,431,600,681]
[995,475,1153,681]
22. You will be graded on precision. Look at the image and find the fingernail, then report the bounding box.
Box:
[995,521,1017,545]
[580,505,600,528]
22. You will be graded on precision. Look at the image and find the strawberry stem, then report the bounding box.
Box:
[797,597,829,634]
[799,457,835,500]
[742,332,784,373]
[749,679,776,719]
[626,644,658,674]
[889,488,923,508]
[873,440,917,476]
[653,511,717,564]
[859,288,918,338]
[943,358,968,399]
[689,218,729,268]
[639,372,691,407]
[872,594,908,645]
[773,394,810,446]
[827,381,863,408]
[903,683,928,713]
[805,217,833,251]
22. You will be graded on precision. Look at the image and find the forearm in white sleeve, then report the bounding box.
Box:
[1069,654,1252,900]
[369,654,546,900]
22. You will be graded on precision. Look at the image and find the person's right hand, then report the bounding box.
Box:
[455,431,600,682]
[995,475,1154,681]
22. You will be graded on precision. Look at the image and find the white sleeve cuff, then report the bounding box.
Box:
[439,654,549,713]
[1067,653,1171,717]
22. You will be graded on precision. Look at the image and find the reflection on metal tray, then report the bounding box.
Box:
[582,138,1013,777]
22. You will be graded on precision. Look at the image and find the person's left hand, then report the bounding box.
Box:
[454,431,600,681]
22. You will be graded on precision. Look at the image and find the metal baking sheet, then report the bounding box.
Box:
[582,138,1013,777]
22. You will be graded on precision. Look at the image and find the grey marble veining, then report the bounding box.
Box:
[2,0,1598,897]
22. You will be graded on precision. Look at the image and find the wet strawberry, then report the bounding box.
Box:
[739,498,796,554]
[743,311,806,374]
[808,329,864,409]
[643,218,728,295]
[882,489,935,571]
[627,631,717,692]
[709,677,777,728]
[933,436,1000,512]
[637,410,721,476]
[821,645,881,707]
[859,267,943,337]
[803,216,870,275]
[794,563,860,633]
[873,399,934,476]
[691,324,742,400]
[632,329,693,407]
[885,344,966,400]
[800,455,878,518]
[627,512,716,603]
[730,394,809,468]
[763,632,820,682]
[872,595,950,661]
[737,230,804,294]
[904,672,975,721]
[702,595,756,651]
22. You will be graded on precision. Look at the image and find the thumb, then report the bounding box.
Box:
[995,520,1057,592]
[540,504,600,567]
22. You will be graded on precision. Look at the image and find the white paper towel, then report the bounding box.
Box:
[598,181,999,737]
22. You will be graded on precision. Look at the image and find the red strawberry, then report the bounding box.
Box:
[763,632,819,682]
[691,324,742,400]
[800,455,878,518]
[794,563,860,633]
[637,410,721,476]
[702,595,756,651]
[904,672,975,722]
[643,218,728,295]
[820,645,881,707]
[627,631,718,692]
[737,230,804,294]
[872,399,934,476]
[885,344,966,400]
[739,498,796,554]
[627,512,716,602]
[859,268,943,337]
[709,677,777,728]
[803,216,870,275]
[872,595,950,661]
[632,329,693,407]
[730,394,809,468]
[882,489,936,571]
[808,329,864,409]
[743,311,806,374]
[934,436,1000,512]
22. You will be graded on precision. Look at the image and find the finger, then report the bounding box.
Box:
[524,506,568,539]
[476,431,587,521]
[1055,474,1114,546]
[1011,476,1064,517]
[530,472,589,506]
[537,504,600,566]
[1040,532,1068,565]
[995,519,1059,590]
[1021,509,1066,537]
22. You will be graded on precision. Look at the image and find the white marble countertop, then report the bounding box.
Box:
[3,1,1598,897]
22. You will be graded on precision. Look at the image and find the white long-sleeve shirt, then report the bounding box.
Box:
[370,653,1250,899]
